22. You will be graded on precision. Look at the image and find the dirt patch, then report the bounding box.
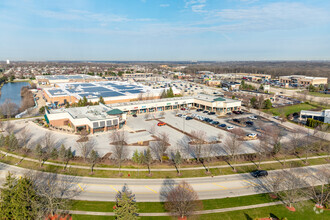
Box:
[76,137,89,142]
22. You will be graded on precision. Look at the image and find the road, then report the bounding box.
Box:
[0,162,328,202]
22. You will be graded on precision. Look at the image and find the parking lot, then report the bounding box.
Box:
[125,108,293,156]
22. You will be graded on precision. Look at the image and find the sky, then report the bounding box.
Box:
[1,0,330,61]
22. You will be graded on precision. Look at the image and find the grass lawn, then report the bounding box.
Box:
[1,151,328,179]
[71,193,278,213]
[263,103,321,116]
[71,200,329,220]
[306,92,330,97]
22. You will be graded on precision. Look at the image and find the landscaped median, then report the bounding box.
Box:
[69,194,328,219]
[0,149,329,179]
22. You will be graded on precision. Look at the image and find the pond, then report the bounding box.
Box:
[0,82,30,106]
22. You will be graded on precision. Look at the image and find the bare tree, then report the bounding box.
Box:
[148,124,157,135]
[263,125,283,155]
[142,147,152,176]
[171,150,182,175]
[30,172,81,218]
[255,133,270,170]
[144,112,150,120]
[88,149,99,174]
[150,132,169,163]
[223,128,244,172]
[77,139,95,162]
[0,99,19,118]
[110,130,129,173]
[189,130,207,162]
[305,166,330,208]
[165,181,203,218]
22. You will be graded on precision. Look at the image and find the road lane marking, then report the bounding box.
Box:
[109,185,119,193]
[145,186,158,194]
[212,183,227,189]
[243,180,259,187]
[77,184,84,191]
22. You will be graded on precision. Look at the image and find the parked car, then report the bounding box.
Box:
[226,126,234,130]
[208,112,216,115]
[247,133,257,138]
[177,114,182,117]
[132,114,137,117]
[212,121,220,125]
[157,122,166,126]
[203,110,209,114]
[196,109,203,112]
[248,115,257,120]
[186,117,193,120]
[233,119,240,123]
[226,112,232,115]
[181,108,186,111]
[219,124,226,127]
[233,111,239,114]
[251,170,268,178]
[246,121,254,126]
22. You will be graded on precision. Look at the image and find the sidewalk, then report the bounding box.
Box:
[1,149,328,172]
[68,200,286,216]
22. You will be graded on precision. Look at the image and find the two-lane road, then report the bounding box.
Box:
[0,162,328,202]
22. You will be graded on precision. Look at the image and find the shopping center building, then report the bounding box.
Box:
[45,94,241,134]
[42,81,178,106]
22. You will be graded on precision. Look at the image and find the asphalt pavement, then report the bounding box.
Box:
[0,162,328,202]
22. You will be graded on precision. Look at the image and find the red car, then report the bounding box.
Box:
[157,122,166,126]
[181,108,186,111]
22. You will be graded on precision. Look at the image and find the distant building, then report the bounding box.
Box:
[279,75,328,86]
[300,109,330,124]
[36,74,104,85]
[6,59,10,65]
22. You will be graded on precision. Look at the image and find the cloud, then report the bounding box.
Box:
[211,2,330,30]
[185,0,207,13]
[160,4,170,7]
[37,9,153,25]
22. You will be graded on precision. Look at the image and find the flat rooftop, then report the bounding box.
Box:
[44,81,162,100]
[49,105,115,121]
[36,74,102,81]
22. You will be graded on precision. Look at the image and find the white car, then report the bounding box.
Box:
[248,116,257,120]
[247,133,257,138]
[226,126,234,130]
[273,116,279,120]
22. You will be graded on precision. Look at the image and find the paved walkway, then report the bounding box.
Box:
[67,200,286,216]
[1,149,328,172]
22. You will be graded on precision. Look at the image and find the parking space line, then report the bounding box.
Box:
[212,183,227,189]
[109,185,119,193]
[144,186,158,194]
[77,183,84,191]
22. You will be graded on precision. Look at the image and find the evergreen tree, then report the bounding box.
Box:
[0,173,38,220]
[99,96,105,104]
[132,149,141,164]
[174,150,182,175]
[167,87,174,97]
[160,89,167,99]
[263,99,272,109]
[50,148,58,160]
[59,144,66,161]
[89,150,99,173]
[11,176,38,220]
[35,144,44,167]
[0,173,17,219]
[114,185,139,220]
[82,96,88,106]
[142,148,152,175]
